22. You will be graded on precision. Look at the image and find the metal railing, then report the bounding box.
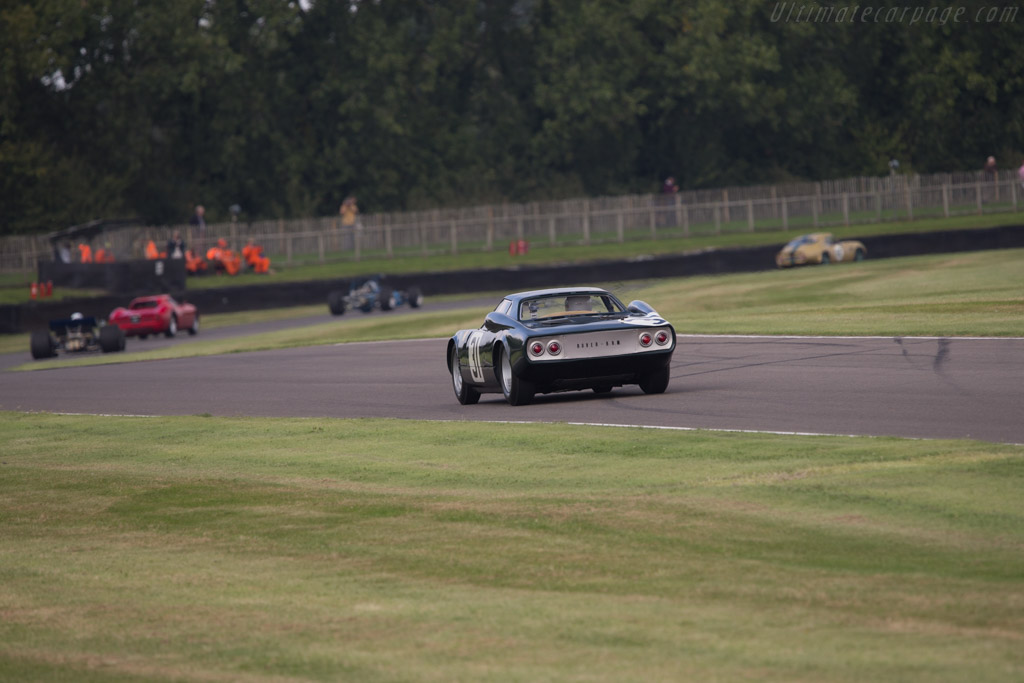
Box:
[2,170,1019,274]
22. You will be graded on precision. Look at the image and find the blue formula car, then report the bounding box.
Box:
[327,276,423,315]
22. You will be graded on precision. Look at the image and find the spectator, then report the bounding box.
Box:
[189,205,207,234]
[206,238,241,275]
[185,248,207,274]
[242,238,271,274]
[167,230,186,259]
[77,242,93,263]
[145,239,160,260]
[1018,160,1024,191]
[983,156,997,177]
[57,241,72,264]
[340,196,359,228]
[888,158,900,175]
[340,196,361,250]
[94,242,116,263]
[659,176,679,227]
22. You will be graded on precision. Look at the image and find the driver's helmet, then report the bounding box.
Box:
[70,312,84,320]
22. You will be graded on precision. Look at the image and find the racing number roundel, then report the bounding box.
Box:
[833,244,845,262]
[467,331,484,383]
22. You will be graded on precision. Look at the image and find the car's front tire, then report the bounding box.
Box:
[165,315,177,338]
[450,346,480,405]
[497,345,534,406]
[30,331,55,359]
[188,315,199,335]
[638,366,670,394]
[408,286,423,308]
[380,289,396,312]
[854,248,865,262]
[820,252,831,265]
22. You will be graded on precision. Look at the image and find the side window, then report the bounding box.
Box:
[486,299,512,328]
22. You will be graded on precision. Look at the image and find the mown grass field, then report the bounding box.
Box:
[8,247,1023,368]
[1,413,1022,681]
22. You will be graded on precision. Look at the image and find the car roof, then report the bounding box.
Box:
[129,295,170,303]
[504,287,610,302]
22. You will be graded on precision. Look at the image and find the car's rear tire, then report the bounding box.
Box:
[450,345,480,405]
[820,252,830,265]
[328,290,347,315]
[99,325,125,353]
[638,366,670,395]
[30,331,55,359]
[408,286,423,308]
[165,315,177,338]
[497,346,534,406]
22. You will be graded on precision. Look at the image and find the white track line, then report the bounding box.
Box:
[447,420,1024,446]
[676,334,1024,341]
[457,419,889,439]
[33,413,1023,445]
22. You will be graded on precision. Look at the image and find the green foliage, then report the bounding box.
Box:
[2,1,1023,233]
[1,413,1022,680]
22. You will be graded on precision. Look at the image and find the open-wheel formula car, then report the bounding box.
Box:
[30,313,126,360]
[328,276,423,315]
[447,287,675,406]
[108,294,199,339]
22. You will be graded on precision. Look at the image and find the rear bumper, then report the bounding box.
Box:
[112,319,166,335]
[517,350,673,391]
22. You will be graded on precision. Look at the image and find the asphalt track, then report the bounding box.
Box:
[2,308,1022,443]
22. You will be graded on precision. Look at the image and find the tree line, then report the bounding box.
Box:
[2,0,1022,235]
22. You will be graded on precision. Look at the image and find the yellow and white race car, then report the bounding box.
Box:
[776,233,866,268]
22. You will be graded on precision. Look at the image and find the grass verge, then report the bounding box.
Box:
[0,412,1021,681]
[635,247,1024,336]
[9,248,1023,370]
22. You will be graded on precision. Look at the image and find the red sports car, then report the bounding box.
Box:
[108,294,199,339]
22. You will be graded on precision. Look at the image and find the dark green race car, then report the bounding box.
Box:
[447,287,675,406]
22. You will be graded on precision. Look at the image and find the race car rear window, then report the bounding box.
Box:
[130,301,160,309]
[519,294,622,320]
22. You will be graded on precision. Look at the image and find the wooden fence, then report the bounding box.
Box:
[2,170,1019,274]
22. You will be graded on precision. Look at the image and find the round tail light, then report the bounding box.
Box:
[547,340,561,355]
[655,330,669,345]
[530,341,545,356]
[639,332,653,347]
